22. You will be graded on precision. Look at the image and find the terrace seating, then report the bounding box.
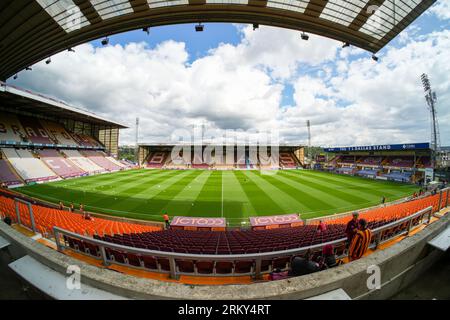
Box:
[38,149,85,178]
[70,133,103,147]
[279,152,297,169]
[384,156,415,168]
[338,156,355,164]
[383,171,412,182]
[82,150,123,172]
[39,120,79,146]
[358,156,382,166]
[147,152,169,168]
[2,148,59,182]
[0,113,28,143]
[19,116,55,144]
[0,158,22,186]
[335,167,355,175]
[0,195,161,237]
[93,194,440,261]
[63,149,105,173]
[356,169,379,178]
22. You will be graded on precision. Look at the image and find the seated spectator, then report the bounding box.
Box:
[318,244,341,269]
[59,201,64,210]
[3,216,12,226]
[289,255,320,277]
[269,268,289,281]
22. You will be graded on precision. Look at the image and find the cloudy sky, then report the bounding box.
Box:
[10,0,450,147]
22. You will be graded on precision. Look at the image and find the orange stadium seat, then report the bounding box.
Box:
[0,195,161,237]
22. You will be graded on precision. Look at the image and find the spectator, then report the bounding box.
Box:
[345,212,359,246]
[69,202,74,213]
[317,220,327,233]
[289,255,320,277]
[319,244,341,269]
[163,211,170,229]
[381,196,386,205]
[59,201,64,210]
[3,216,12,226]
[269,268,289,280]
[348,219,373,262]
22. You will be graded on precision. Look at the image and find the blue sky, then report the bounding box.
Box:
[13,1,450,147]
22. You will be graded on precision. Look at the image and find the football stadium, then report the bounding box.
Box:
[1,0,450,304]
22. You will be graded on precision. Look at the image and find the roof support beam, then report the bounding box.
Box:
[248,0,268,7]
[130,0,150,13]
[189,0,207,5]
[73,0,102,25]
[304,0,328,18]
[349,0,385,31]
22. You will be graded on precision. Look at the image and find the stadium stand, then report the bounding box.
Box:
[62,149,105,173]
[71,133,102,147]
[0,194,160,237]
[335,167,355,175]
[146,152,169,168]
[37,149,86,178]
[338,156,355,164]
[39,120,79,146]
[280,152,297,169]
[356,169,379,178]
[382,171,413,182]
[2,148,59,182]
[106,156,128,169]
[91,193,441,256]
[0,113,28,143]
[82,150,123,172]
[0,153,22,186]
[19,116,55,144]
[358,156,382,166]
[383,156,415,168]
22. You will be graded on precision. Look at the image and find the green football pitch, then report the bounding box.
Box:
[16,169,419,224]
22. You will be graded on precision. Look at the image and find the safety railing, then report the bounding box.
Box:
[53,206,433,280]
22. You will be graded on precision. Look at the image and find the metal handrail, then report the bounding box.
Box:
[53,206,433,280]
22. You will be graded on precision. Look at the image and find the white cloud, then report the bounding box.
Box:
[11,24,450,148]
[429,0,450,20]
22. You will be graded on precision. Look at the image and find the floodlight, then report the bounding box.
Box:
[195,23,204,32]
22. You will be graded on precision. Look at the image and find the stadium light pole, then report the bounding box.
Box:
[135,117,139,164]
[421,73,440,173]
[307,120,311,165]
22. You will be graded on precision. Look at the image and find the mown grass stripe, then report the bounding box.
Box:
[279,171,376,205]
[234,170,285,215]
[75,170,182,207]
[111,170,202,213]
[182,171,224,217]
[223,170,256,219]
[256,171,337,212]
[242,170,305,214]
